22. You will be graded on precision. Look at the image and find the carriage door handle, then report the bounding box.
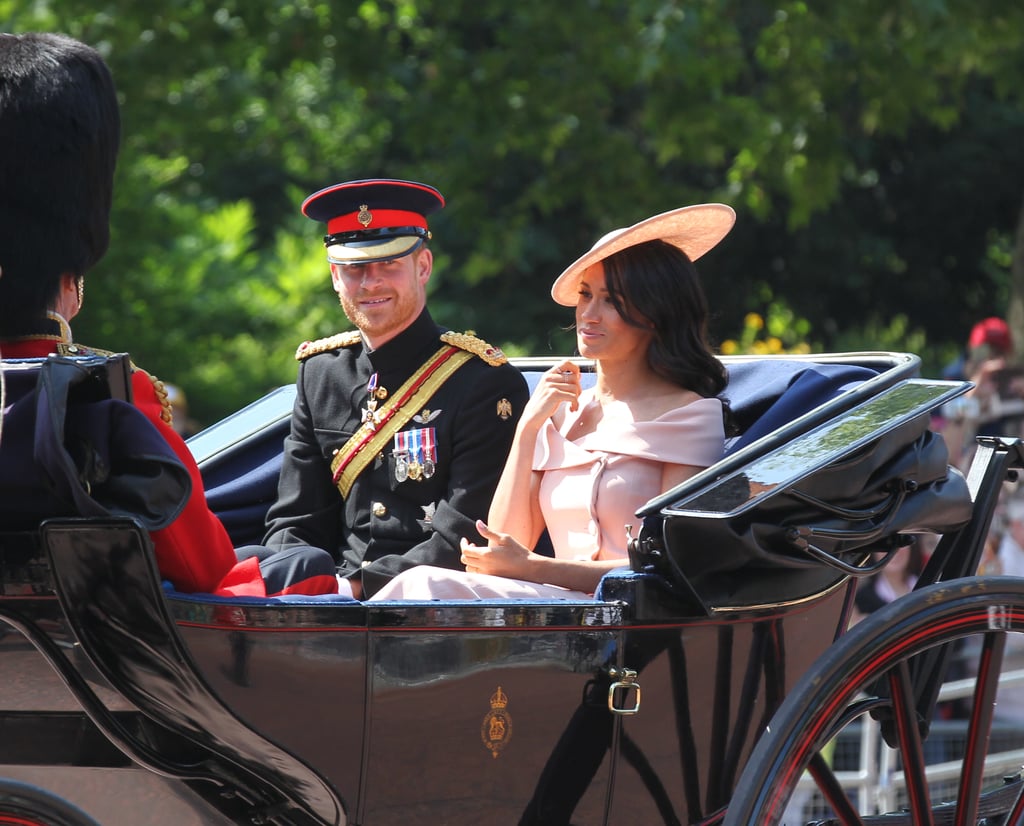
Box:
[607,667,641,715]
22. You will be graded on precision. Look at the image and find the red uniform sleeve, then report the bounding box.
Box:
[131,371,264,594]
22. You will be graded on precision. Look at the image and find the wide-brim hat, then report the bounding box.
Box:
[550,203,736,306]
[302,178,445,265]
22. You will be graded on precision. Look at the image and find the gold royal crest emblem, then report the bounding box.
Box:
[357,204,373,227]
[481,686,512,758]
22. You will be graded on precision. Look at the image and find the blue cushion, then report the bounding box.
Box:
[722,361,877,454]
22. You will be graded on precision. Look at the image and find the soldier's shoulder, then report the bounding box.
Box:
[60,343,176,426]
[440,330,509,367]
[295,331,362,361]
[57,341,118,358]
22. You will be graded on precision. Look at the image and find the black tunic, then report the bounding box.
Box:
[263,309,529,597]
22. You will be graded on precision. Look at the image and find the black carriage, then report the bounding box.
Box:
[2,349,1023,825]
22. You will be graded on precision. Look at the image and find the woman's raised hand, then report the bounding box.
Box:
[520,361,582,431]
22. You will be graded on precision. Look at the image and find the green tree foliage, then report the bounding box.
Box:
[2,0,1021,423]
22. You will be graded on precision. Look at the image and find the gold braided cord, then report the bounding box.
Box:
[295,330,361,361]
[440,331,508,366]
[331,346,474,498]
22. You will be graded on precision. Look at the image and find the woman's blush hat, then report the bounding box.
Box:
[550,203,736,306]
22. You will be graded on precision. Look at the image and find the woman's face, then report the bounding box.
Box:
[574,262,652,365]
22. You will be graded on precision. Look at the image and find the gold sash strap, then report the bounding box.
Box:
[330,345,474,498]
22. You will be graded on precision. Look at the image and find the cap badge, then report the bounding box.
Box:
[357,204,373,227]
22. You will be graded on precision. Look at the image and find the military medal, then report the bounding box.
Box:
[362,373,388,427]
[393,428,438,483]
[393,429,410,482]
[408,459,423,481]
[407,428,423,479]
[421,427,436,479]
[394,452,409,482]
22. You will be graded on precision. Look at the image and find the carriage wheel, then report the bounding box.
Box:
[724,576,1024,826]
[0,779,101,826]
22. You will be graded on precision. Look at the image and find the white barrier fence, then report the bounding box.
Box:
[786,668,1024,821]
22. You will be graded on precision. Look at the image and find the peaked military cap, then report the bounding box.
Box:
[302,178,445,265]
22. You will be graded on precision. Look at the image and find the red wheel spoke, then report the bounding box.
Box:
[955,630,1004,826]
[808,750,865,825]
[887,659,934,826]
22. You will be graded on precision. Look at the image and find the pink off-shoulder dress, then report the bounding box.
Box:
[369,392,725,601]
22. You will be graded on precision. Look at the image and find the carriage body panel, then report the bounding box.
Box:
[0,352,983,825]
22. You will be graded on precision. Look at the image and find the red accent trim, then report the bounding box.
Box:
[275,574,342,597]
[327,209,427,235]
[332,346,460,484]
[0,339,61,358]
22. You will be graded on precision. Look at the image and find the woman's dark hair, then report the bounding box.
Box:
[601,239,728,401]
[0,33,121,334]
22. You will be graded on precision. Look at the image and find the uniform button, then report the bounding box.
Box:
[372,501,387,517]
[361,560,371,568]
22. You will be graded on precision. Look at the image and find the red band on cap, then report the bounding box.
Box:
[327,209,428,235]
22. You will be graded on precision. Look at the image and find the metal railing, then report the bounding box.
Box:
[786,668,1024,821]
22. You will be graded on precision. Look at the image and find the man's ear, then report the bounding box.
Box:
[417,248,433,283]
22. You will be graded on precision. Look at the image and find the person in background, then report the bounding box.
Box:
[250,178,529,599]
[0,32,336,596]
[850,542,927,625]
[163,383,200,438]
[371,203,735,600]
[940,317,1024,470]
[979,495,1024,722]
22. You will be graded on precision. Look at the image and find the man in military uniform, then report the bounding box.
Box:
[258,178,529,598]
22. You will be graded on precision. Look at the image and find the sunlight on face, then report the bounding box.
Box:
[331,248,431,347]
[574,263,652,364]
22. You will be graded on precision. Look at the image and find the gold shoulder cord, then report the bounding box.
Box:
[440,330,508,366]
[295,330,362,361]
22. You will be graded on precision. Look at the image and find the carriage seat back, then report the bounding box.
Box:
[1,355,196,595]
[0,355,189,533]
[199,358,882,553]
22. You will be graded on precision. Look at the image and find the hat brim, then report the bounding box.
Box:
[550,203,736,306]
[327,235,424,265]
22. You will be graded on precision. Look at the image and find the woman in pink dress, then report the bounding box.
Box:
[371,203,735,600]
